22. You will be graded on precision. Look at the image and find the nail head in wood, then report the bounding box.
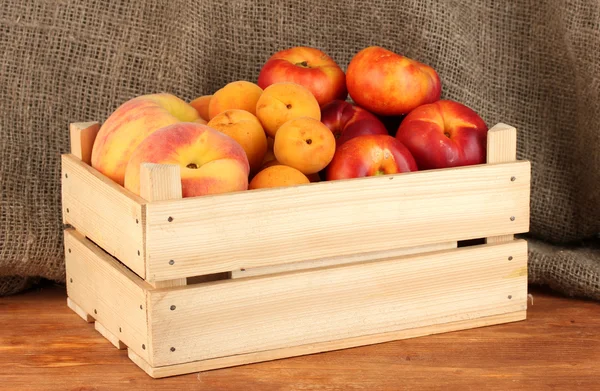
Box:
[94,309,97,314]
[170,305,176,311]
[136,218,139,224]
[169,260,175,265]
[65,173,68,178]
[119,327,122,333]
[68,248,71,253]
[142,344,146,350]
[508,256,513,261]
[170,347,176,352]
[511,176,516,181]
[168,216,174,222]
[510,216,515,221]
[140,305,143,310]
[69,278,73,283]
[508,295,512,299]
[66,208,69,213]
[137,250,140,256]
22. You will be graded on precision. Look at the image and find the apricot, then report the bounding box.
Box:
[208,81,263,119]
[207,109,268,175]
[190,95,212,121]
[255,82,320,138]
[273,117,335,175]
[249,165,310,190]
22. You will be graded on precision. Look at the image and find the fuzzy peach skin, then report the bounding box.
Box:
[207,109,268,175]
[249,165,310,190]
[255,82,321,138]
[257,46,347,107]
[91,93,200,185]
[190,95,212,121]
[326,134,418,180]
[208,81,263,119]
[346,46,441,116]
[274,116,335,175]
[124,123,249,198]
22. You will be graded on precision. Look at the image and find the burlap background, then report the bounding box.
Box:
[1,1,599,298]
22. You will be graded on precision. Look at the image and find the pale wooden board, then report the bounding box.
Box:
[95,321,127,350]
[69,122,100,165]
[130,310,526,378]
[66,297,94,323]
[64,229,152,364]
[147,240,527,367]
[231,241,457,278]
[145,161,530,280]
[140,163,187,288]
[62,154,146,278]
[486,124,518,244]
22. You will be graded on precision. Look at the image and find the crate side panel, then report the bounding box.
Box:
[146,161,530,280]
[62,154,146,278]
[64,229,151,363]
[149,240,527,367]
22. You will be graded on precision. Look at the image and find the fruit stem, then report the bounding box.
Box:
[295,61,309,68]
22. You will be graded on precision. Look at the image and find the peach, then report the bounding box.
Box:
[91,93,200,185]
[124,123,249,198]
[257,46,347,106]
[249,165,310,190]
[207,109,268,174]
[273,117,335,174]
[260,158,319,182]
[255,82,321,138]
[190,95,212,121]
[208,81,263,120]
[346,46,441,116]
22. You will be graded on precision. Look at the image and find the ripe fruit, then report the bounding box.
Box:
[249,165,310,189]
[207,109,268,175]
[395,100,488,169]
[320,100,388,147]
[208,81,263,119]
[91,93,200,185]
[274,117,336,175]
[346,46,441,116]
[326,134,418,180]
[190,95,212,121]
[257,46,347,106]
[124,123,249,198]
[255,82,321,138]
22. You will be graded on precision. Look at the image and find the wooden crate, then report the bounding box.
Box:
[62,121,530,378]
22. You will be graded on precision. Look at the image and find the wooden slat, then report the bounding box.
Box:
[66,297,94,323]
[145,161,530,280]
[231,241,457,278]
[147,240,527,367]
[62,154,146,278]
[486,124,518,244]
[139,163,187,288]
[64,229,152,364]
[130,310,526,378]
[69,122,100,165]
[95,321,127,350]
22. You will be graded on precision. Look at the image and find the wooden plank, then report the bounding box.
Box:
[231,241,457,278]
[69,122,100,165]
[140,163,187,288]
[486,124,518,244]
[62,154,146,278]
[146,161,530,280]
[64,228,152,364]
[66,297,94,323]
[95,321,127,350]
[147,240,527,367]
[131,310,526,378]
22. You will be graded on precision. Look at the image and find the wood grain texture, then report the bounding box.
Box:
[61,154,146,278]
[132,311,526,378]
[64,229,152,364]
[66,297,94,323]
[69,122,100,165]
[148,241,528,367]
[146,161,531,280]
[95,321,126,350]
[2,285,598,390]
[486,124,519,244]
[140,163,186,288]
[231,241,457,278]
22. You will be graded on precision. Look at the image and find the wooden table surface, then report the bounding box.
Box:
[1,284,599,391]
